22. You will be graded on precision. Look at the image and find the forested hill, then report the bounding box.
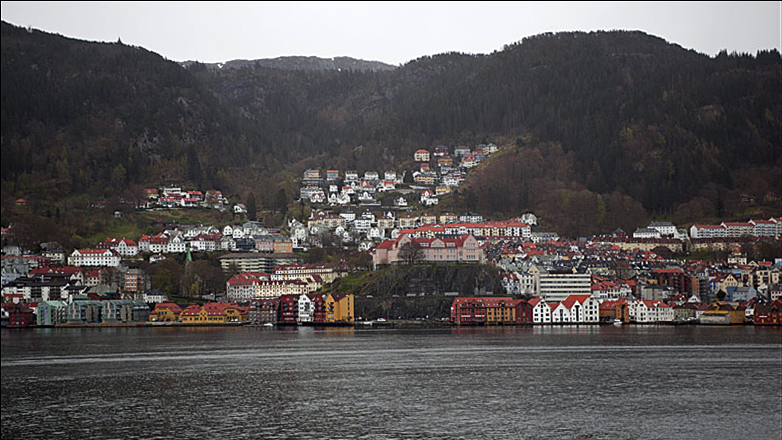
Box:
[180,56,397,72]
[2,22,780,235]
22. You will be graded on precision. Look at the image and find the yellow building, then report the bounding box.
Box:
[178,302,247,324]
[700,302,746,325]
[149,302,183,322]
[484,299,516,324]
[325,293,354,323]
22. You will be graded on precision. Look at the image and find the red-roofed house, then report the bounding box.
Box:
[414,149,430,162]
[149,302,183,322]
[372,234,485,267]
[529,298,552,324]
[629,300,674,323]
[451,297,522,325]
[720,222,754,238]
[749,219,777,237]
[690,224,727,239]
[67,249,121,267]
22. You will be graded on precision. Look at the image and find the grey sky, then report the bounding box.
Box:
[2,1,780,65]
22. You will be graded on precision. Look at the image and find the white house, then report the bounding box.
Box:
[629,300,675,323]
[166,233,187,253]
[298,294,314,324]
[633,228,661,239]
[550,302,571,323]
[648,221,677,237]
[68,249,121,267]
[530,298,551,324]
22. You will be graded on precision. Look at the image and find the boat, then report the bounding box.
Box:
[262,322,274,327]
[613,319,623,326]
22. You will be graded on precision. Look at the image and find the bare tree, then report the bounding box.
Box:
[399,240,425,265]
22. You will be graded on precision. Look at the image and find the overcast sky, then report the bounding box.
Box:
[2,2,780,65]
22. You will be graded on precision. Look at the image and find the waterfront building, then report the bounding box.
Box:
[149,302,183,322]
[37,300,68,326]
[699,302,746,325]
[753,300,782,325]
[6,302,35,328]
[629,300,674,323]
[325,293,354,323]
[451,297,531,325]
[529,298,552,324]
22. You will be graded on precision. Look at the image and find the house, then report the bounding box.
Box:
[690,224,727,239]
[451,297,488,325]
[633,228,661,239]
[459,213,483,223]
[629,300,674,323]
[6,302,35,327]
[673,303,699,321]
[37,300,69,326]
[297,294,314,324]
[720,222,754,238]
[68,249,121,267]
[529,298,551,324]
[414,149,430,162]
[648,221,677,237]
[753,300,782,325]
[249,298,279,325]
[700,302,746,325]
[749,219,776,237]
[437,156,454,167]
[226,272,270,300]
[325,293,354,323]
[433,146,449,157]
[278,294,299,325]
[420,190,438,206]
[326,170,340,181]
[514,299,534,324]
[420,213,437,225]
[549,302,570,323]
[372,234,485,267]
[450,297,525,325]
[454,146,470,156]
[560,295,600,323]
[67,299,103,324]
[414,172,437,185]
[439,213,458,224]
[599,300,630,323]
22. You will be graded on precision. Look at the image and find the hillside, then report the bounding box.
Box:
[181,56,397,72]
[2,23,780,237]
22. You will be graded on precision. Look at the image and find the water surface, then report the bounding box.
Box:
[2,325,780,439]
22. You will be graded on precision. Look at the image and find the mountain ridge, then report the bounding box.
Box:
[2,21,780,239]
[181,56,397,72]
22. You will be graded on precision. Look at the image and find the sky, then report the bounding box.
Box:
[1,2,780,65]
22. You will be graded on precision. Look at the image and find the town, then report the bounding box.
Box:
[2,143,782,328]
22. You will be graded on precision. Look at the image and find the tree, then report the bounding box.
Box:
[399,240,425,265]
[275,188,288,216]
[186,146,203,186]
[149,258,183,297]
[246,192,257,221]
[349,251,373,271]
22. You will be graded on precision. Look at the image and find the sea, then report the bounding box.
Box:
[2,325,781,440]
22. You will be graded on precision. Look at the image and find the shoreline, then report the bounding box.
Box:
[4,320,773,329]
